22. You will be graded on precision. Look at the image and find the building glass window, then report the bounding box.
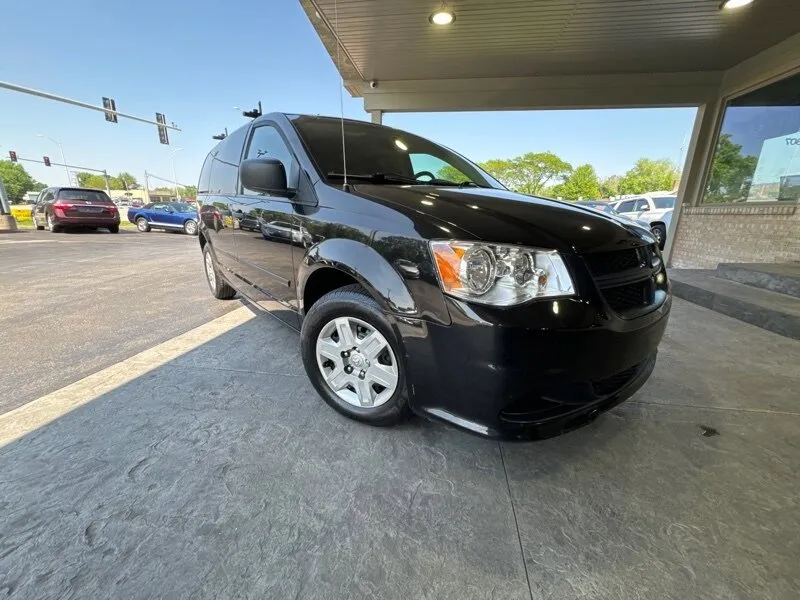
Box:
[702,71,800,204]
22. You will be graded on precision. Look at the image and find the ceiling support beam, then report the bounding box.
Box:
[352,72,722,113]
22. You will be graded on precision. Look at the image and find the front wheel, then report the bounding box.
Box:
[32,213,44,230]
[136,217,150,232]
[203,245,236,300]
[108,225,119,234]
[301,285,410,426]
[184,219,198,236]
[651,223,667,250]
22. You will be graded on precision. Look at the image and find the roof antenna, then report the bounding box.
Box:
[334,0,349,191]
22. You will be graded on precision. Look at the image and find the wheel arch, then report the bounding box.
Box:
[298,239,416,317]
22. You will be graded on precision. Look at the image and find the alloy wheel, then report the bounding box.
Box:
[137,218,148,232]
[315,316,399,408]
[185,220,197,235]
[204,252,217,290]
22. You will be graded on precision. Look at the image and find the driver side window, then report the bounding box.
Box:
[242,126,295,195]
[409,153,469,182]
[634,198,650,212]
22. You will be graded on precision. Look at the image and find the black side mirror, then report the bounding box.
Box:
[240,158,291,197]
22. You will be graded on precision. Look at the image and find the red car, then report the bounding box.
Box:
[31,187,121,233]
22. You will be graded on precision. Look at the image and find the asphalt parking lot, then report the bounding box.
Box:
[1,232,799,599]
[0,229,236,414]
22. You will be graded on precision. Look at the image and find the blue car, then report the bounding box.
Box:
[128,201,199,235]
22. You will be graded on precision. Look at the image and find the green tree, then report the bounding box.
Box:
[76,172,107,189]
[115,172,139,190]
[178,185,198,198]
[476,153,573,195]
[619,158,680,194]
[75,171,139,191]
[436,165,471,183]
[600,175,621,198]
[555,164,601,201]
[704,134,758,203]
[476,158,517,188]
[0,160,36,201]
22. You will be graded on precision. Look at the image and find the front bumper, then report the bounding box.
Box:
[396,293,670,440]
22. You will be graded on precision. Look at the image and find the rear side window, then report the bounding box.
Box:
[198,154,214,194]
[217,126,248,164]
[653,197,675,209]
[616,200,635,213]
[208,125,249,195]
[57,190,112,203]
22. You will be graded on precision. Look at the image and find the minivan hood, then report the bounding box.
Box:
[353,185,654,254]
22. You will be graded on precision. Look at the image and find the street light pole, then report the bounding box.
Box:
[37,134,70,184]
[169,148,184,200]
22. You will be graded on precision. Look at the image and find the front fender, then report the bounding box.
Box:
[298,238,417,316]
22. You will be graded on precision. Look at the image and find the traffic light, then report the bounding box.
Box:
[156,112,169,145]
[102,97,118,123]
[8,151,17,162]
[43,156,51,167]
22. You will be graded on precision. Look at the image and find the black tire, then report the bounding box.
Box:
[46,213,61,233]
[136,217,151,233]
[32,214,45,230]
[184,219,198,236]
[202,244,236,300]
[300,284,410,427]
[108,225,120,234]
[652,223,667,250]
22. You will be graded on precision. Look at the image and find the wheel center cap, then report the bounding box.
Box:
[349,353,365,368]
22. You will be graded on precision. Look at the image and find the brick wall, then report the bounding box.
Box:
[670,203,800,269]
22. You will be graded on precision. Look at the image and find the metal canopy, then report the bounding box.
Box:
[300,0,800,110]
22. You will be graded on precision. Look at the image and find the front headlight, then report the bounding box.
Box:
[430,240,575,306]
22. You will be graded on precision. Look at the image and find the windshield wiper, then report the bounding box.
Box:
[327,172,421,185]
[328,172,489,188]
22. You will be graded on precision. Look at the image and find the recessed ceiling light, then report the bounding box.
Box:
[719,0,755,9]
[430,2,455,25]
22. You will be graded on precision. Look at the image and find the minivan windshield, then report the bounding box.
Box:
[290,116,505,190]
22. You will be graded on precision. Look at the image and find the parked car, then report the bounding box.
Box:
[574,200,616,214]
[198,113,670,440]
[611,195,675,249]
[127,202,199,235]
[31,187,120,233]
[575,200,652,230]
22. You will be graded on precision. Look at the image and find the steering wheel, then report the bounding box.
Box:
[414,170,436,182]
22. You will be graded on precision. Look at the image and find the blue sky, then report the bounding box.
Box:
[0,0,696,189]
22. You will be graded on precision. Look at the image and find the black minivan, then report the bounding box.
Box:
[197,113,670,440]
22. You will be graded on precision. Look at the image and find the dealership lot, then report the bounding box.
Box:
[0,233,799,599]
[0,230,236,414]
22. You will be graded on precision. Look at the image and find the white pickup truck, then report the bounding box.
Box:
[611,194,676,249]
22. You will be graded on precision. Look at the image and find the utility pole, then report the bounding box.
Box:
[144,171,150,203]
[169,148,183,200]
[36,134,70,184]
[103,170,111,196]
